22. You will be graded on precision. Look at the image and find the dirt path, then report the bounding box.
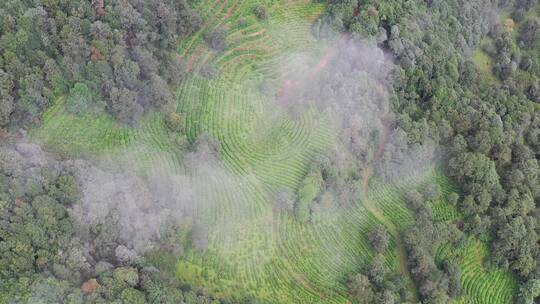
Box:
[374,114,390,162]
[361,167,418,302]
[361,114,419,302]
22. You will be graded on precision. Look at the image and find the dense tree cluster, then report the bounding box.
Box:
[0,138,242,303]
[346,187,464,303]
[347,225,410,303]
[319,0,540,301]
[294,165,323,222]
[281,39,393,223]
[254,5,269,21]
[402,187,464,303]
[0,0,202,127]
[483,3,540,102]
[204,27,228,52]
[291,152,363,223]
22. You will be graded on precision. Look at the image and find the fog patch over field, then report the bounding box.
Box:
[68,36,438,257]
[7,36,438,269]
[375,130,438,181]
[69,136,243,254]
[70,161,189,254]
[269,37,436,183]
[1,134,247,259]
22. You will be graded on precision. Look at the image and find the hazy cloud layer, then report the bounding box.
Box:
[4,37,437,259]
[270,37,434,180]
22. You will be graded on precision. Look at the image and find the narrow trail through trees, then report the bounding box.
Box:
[361,113,420,302]
[361,168,419,302]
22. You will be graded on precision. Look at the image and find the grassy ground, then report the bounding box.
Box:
[30,0,518,302]
[472,43,497,84]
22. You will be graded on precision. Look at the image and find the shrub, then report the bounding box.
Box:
[254,5,269,20]
[204,28,228,52]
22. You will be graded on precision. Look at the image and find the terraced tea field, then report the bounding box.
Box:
[30,0,518,303]
[438,239,518,304]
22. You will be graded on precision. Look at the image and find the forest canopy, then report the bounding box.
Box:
[318,0,540,302]
[0,0,539,303]
[0,0,201,127]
